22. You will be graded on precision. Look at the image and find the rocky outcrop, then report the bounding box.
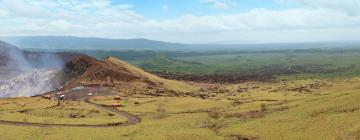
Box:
[0,69,63,98]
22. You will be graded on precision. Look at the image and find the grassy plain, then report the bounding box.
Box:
[2,78,360,139]
[0,97,127,125]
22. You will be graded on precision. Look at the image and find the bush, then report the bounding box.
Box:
[260,103,267,112]
[208,111,221,119]
[154,102,167,119]
[200,119,227,134]
[200,111,227,134]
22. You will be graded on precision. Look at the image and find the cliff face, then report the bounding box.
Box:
[0,69,63,98]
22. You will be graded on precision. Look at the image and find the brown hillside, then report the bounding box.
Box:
[64,56,197,95]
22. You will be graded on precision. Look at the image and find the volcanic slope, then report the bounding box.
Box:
[64,55,197,96]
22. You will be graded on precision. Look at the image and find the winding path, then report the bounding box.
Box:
[0,88,141,128]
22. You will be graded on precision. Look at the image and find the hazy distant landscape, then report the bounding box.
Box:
[7,36,360,79]
[2,0,360,140]
[4,36,360,51]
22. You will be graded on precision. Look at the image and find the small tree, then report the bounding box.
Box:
[201,111,227,134]
[260,103,267,112]
[155,102,167,119]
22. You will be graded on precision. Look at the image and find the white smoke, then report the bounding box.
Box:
[7,45,32,72]
[0,42,65,98]
[0,69,62,98]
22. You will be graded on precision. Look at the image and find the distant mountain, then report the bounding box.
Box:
[2,36,360,51]
[2,36,180,50]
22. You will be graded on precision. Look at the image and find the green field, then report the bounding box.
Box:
[70,49,360,79]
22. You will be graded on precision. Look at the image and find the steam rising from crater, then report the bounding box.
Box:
[0,43,65,98]
[0,69,62,98]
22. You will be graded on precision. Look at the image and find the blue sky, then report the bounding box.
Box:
[112,0,299,19]
[0,0,360,43]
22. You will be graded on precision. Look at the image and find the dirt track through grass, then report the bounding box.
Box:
[0,88,141,128]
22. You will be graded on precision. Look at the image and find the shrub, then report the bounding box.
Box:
[200,119,227,134]
[154,102,167,119]
[200,111,227,134]
[260,103,267,112]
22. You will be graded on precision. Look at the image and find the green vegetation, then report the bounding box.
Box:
[67,48,360,79]
[176,52,360,75]
[134,55,214,74]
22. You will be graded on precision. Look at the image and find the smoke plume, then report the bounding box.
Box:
[0,41,65,98]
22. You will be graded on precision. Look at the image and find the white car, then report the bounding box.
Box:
[73,86,85,91]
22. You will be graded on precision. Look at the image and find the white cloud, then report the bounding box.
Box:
[200,0,236,9]
[0,0,52,18]
[278,0,360,15]
[0,0,360,43]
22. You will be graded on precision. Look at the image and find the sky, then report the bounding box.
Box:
[0,0,360,43]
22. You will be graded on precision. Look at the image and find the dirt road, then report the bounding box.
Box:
[0,87,141,128]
